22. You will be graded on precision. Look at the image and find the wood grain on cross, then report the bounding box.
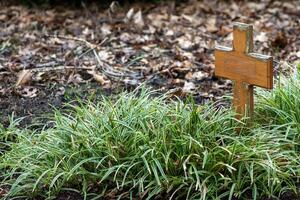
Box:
[215,22,273,118]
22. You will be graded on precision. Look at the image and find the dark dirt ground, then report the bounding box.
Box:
[0,0,299,128]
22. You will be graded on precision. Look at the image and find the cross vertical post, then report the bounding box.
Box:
[233,81,254,118]
[215,22,273,119]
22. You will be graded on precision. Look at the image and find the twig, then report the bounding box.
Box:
[77,37,109,59]
[30,65,95,72]
[34,61,62,68]
[0,71,11,75]
[44,34,97,49]
[45,34,143,83]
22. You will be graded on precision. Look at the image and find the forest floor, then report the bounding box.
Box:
[0,0,299,127]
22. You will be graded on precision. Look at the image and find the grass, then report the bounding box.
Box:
[1,68,300,199]
[256,70,300,136]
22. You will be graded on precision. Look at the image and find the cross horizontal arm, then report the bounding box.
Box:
[215,49,273,89]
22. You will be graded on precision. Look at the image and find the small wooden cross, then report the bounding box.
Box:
[215,22,273,119]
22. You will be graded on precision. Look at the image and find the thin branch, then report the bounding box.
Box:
[30,65,95,72]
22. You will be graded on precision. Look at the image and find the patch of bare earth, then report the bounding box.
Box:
[0,0,299,127]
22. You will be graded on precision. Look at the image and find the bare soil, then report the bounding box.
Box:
[1,0,299,128]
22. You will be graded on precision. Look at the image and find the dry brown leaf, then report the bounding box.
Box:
[181,14,195,23]
[67,73,84,84]
[0,186,9,197]
[182,81,196,93]
[219,26,232,36]
[109,1,119,13]
[101,24,112,35]
[192,71,209,80]
[16,70,32,86]
[185,72,193,80]
[94,74,110,85]
[124,8,134,23]
[88,70,110,85]
[206,18,218,33]
[256,32,268,43]
[133,10,144,28]
[166,87,184,98]
[0,14,7,21]
[55,87,65,96]
[177,37,193,49]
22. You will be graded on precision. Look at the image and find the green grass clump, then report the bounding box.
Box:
[1,85,300,199]
[256,68,300,142]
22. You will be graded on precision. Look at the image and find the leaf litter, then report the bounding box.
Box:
[0,0,299,127]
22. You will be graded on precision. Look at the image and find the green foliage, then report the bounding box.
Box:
[256,67,300,137]
[1,82,300,199]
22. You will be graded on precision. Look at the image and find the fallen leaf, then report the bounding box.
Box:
[256,32,268,42]
[206,17,218,33]
[0,186,9,198]
[166,87,184,98]
[124,8,134,23]
[109,1,119,13]
[88,70,110,85]
[133,10,144,28]
[219,26,232,36]
[177,37,193,50]
[165,30,174,36]
[0,87,7,97]
[55,87,65,96]
[67,73,83,84]
[16,70,32,86]
[182,14,195,23]
[0,14,7,21]
[98,50,110,61]
[101,24,112,35]
[191,71,209,80]
[182,81,196,93]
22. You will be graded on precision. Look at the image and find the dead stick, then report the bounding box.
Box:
[30,65,95,72]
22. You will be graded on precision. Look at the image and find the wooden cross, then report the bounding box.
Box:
[215,22,273,118]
